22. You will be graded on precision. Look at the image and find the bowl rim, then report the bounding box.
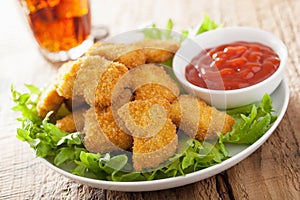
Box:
[172,26,288,95]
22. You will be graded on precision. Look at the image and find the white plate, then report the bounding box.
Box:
[40,78,289,192]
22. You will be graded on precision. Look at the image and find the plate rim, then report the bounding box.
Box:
[39,78,290,192]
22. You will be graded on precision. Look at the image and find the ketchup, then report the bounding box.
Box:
[185,41,280,90]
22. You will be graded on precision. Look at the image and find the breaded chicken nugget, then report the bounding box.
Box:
[56,56,108,102]
[135,83,178,103]
[94,62,128,109]
[84,107,132,153]
[56,106,87,133]
[86,42,146,69]
[83,108,117,153]
[36,83,64,118]
[55,114,76,133]
[37,60,77,118]
[74,56,111,106]
[117,98,177,171]
[133,39,180,63]
[170,95,235,140]
[96,106,133,150]
[117,98,171,138]
[129,64,179,102]
[108,64,179,119]
[55,59,81,99]
[133,119,177,171]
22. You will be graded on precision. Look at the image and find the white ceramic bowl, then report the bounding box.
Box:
[172,27,288,109]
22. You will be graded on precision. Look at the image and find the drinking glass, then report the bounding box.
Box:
[19,0,105,62]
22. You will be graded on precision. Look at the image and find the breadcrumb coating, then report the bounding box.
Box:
[55,114,76,133]
[83,108,118,153]
[94,62,128,109]
[84,107,133,154]
[74,56,112,106]
[56,56,109,104]
[128,64,179,101]
[96,107,133,150]
[135,83,178,103]
[117,98,177,171]
[132,119,178,171]
[86,42,146,69]
[55,104,87,133]
[117,98,171,138]
[36,83,64,118]
[55,59,82,99]
[133,39,180,63]
[170,95,235,140]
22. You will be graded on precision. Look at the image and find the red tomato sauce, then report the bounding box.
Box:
[185,41,280,90]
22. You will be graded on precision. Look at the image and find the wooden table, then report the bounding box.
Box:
[1,0,299,199]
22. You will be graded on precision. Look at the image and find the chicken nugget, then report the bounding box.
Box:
[117,98,177,171]
[56,56,108,103]
[83,108,117,153]
[84,107,132,153]
[74,56,111,106]
[135,83,178,103]
[117,98,171,138]
[55,114,76,133]
[96,107,133,150]
[37,60,78,118]
[170,95,235,140]
[55,59,81,99]
[86,42,146,69]
[36,83,64,118]
[128,64,179,102]
[56,106,87,133]
[133,39,180,63]
[132,118,177,171]
[94,62,128,109]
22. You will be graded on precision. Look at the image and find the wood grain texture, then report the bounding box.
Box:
[1,0,299,199]
[224,1,300,199]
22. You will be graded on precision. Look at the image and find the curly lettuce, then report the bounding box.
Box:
[219,94,277,144]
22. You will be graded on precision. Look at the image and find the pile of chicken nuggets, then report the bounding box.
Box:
[36,38,235,171]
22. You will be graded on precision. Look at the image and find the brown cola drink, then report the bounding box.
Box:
[20,0,92,61]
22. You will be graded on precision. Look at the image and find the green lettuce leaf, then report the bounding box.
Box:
[142,18,174,41]
[195,13,222,35]
[142,14,221,42]
[220,94,277,144]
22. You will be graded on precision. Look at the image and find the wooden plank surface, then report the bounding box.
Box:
[0,0,299,199]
